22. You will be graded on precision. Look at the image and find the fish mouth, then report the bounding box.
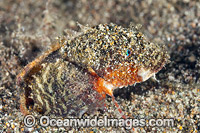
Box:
[137,60,168,82]
[137,68,156,82]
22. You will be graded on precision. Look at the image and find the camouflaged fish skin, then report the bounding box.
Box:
[62,23,169,87]
[17,23,170,117]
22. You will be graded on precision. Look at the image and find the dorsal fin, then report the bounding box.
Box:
[64,29,80,39]
[77,22,94,33]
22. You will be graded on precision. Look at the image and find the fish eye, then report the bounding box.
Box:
[126,49,131,56]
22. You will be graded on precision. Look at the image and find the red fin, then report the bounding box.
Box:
[112,96,135,132]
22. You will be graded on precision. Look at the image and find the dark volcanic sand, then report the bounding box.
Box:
[0,0,199,132]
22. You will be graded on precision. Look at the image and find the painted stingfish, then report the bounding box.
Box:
[17,23,170,119]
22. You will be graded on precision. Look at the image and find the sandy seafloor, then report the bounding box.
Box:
[0,0,199,132]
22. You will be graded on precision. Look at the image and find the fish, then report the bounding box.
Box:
[17,23,169,120]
